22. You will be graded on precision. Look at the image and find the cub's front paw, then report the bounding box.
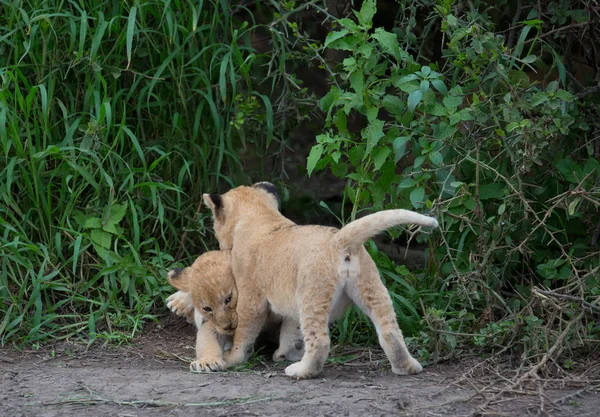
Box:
[190,357,227,373]
[392,356,423,375]
[166,291,194,323]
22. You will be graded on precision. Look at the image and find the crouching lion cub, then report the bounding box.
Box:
[167,250,305,372]
[167,251,236,372]
[203,182,439,379]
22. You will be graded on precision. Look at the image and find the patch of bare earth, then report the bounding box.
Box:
[1,316,598,417]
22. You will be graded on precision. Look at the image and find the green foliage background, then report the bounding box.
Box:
[1,0,599,366]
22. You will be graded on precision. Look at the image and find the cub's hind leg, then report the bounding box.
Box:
[273,317,304,362]
[285,268,338,379]
[348,251,422,375]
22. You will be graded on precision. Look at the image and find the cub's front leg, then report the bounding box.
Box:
[223,297,268,367]
[190,320,229,372]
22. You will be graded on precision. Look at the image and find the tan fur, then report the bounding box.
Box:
[167,251,305,371]
[203,182,438,379]
[167,251,237,372]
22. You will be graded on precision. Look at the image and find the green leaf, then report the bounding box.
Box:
[324,29,349,48]
[355,0,376,28]
[350,69,364,95]
[464,197,476,210]
[556,157,583,183]
[479,183,505,200]
[108,204,127,225]
[397,81,420,94]
[372,147,391,171]
[393,136,410,162]
[398,178,417,189]
[91,229,112,249]
[442,95,463,112]
[555,89,574,102]
[320,87,340,112]
[126,6,137,69]
[429,151,443,166]
[572,9,590,23]
[383,95,404,115]
[372,28,402,60]
[407,89,423,113]
[531,93,548,106]
[431,79,448,95]
[395,74,419,86]
[514,24,532,60]
[413,155,426,168]
[409,187,425,208]
[433,122,456,140]
[83,217,102,229]
[307,144,324,177]
[583,158,600,178]
[520,54,537,64]
[449,109,473,125]
[102,223,119,235]
[428,102,446,116]
[551,49,566,86]
[363,119,385,157]
[568,197,580,216]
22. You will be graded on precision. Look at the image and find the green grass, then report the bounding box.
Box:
[0,0,277,345]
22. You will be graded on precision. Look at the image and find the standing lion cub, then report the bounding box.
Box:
[203,182,439,379]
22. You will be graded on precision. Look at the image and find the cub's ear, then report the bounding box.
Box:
[252,182,279,210]
[203,193,224,218]
[167,267,191,292]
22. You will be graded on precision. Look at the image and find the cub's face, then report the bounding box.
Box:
[202,182,280,249]
[168,251,238,335]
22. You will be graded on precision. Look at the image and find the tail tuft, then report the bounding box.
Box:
[335,209,438,251]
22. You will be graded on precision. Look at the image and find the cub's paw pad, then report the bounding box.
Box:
[190,358,227,373]
[392,357,423,375]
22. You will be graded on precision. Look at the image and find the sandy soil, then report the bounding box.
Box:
[1,317,598,417]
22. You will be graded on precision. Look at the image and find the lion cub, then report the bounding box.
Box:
[167,250,304,372]
[202,182,439,379]
[167,251,236,372]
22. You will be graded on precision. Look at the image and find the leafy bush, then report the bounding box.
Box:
[310,0,600,363]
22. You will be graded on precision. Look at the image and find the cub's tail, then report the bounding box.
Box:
[335,209,438,251]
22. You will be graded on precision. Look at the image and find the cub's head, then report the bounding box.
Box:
[167,251,238,335]
[202,182,280,249]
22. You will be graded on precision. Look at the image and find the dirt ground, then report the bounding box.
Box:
[1,316,598,417]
